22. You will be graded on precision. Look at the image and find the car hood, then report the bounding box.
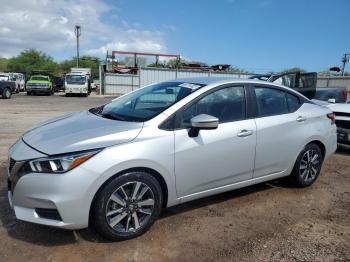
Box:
[22,110,144,155]
[27,80,49,84]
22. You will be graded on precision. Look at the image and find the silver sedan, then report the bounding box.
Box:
[7,77,337,240]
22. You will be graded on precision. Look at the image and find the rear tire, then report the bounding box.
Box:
[2,88,11,99]
[290,143,323,187]
[92,171,163,241]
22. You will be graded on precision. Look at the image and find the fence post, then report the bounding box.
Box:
[139,67,141,89]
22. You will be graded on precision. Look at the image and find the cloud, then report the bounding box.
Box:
[0,0,167,59]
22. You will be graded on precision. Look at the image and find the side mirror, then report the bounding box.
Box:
[328,98,336,103]
[189,114,219,137]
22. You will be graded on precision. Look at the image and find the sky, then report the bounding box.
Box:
[0,0,349,72]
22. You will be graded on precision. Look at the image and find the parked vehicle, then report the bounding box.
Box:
[249,72,317,99]
[327,103,350,149]
[65,68,91,96]
[0,74,17,99]
[7,78,337,240]
[9,72,25,92]
[52,76,64,92]
[313,87,348,103]
[26,71,54,95]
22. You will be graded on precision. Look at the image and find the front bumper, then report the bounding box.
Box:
[6,140,100,230]
[65,88,88,94]
[27,87,50,93]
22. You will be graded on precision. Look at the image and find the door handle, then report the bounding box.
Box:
[237,130,253,137]
[296,116,306,122]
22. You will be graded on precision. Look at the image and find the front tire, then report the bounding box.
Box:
[290,143,323,187]
[2,88,11,99]
[92,171,163,241]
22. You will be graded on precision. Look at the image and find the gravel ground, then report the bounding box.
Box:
[0,93,349,262]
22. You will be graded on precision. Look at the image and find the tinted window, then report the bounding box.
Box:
[178,86,245,128]
[255,87,289,117]
[286,93,301,112]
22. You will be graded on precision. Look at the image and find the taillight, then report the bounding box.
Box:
[327,113,335,124]
[342,89,347,100]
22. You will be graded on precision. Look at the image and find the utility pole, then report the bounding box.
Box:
[341,53,350,76]
[75,24,81,67]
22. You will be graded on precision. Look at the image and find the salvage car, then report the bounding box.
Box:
[6,78,337,240]
[327,103,350,149]
[0,74,17,99]
[314,87,348,103]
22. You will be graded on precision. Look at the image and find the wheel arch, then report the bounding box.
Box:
[89,166,169,226]
[307,140,326,159]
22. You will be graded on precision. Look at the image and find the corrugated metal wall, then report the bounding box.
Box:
[104,73,139,94]
[317,76,350,91]
[104,67,251,94]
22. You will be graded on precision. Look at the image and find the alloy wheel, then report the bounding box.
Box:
[299,149,320,183]
[106,181,155,233]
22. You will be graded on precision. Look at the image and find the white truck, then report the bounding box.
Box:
[9,72,25,92]
[65,68,91,96]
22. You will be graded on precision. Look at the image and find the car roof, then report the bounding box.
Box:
[170,77,243,85]
[169,76,309,100]
[170,76,285,86]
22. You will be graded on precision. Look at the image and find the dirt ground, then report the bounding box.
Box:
[0,93,349,262]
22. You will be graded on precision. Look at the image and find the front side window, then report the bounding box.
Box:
[177,86,246,128]
[92,82,204,122]
[255,87,289,117]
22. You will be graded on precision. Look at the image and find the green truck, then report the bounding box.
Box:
[26,71,54,95]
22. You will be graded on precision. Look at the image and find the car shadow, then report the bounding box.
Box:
[161,180,287,219]
[0,162,291,245]
[79,179,289,243]
[336,147,350,156]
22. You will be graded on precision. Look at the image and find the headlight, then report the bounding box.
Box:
[24,149,101,174]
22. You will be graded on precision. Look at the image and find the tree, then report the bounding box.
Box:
[282,67,306,73]
[7,49,60,75]
[227,66,250,74]
[60,56,100,79]
[0,57,8,72]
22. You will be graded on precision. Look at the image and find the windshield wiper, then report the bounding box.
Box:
[89,105,104,115]
[101,113,128,121]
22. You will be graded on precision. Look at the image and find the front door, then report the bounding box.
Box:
[173,85,257,198]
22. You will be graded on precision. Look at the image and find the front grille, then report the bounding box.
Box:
[35,208,62,221]
[9,158,16,173]
[334,111,350,118]
[335,120,350,129]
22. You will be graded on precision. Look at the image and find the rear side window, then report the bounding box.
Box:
[286,93,301,112]
[255,87,289,117]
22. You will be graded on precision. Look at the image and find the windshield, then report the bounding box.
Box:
[66,75,86,85]
[31,76,48,81]
[91,81,204,122]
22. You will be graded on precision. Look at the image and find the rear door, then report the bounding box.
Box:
[252,85,306,178]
